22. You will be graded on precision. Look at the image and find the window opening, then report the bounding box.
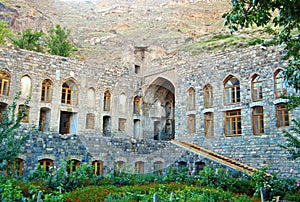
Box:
[224,76,240,105]
[225,110,241,136]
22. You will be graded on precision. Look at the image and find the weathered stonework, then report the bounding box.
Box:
[0,44,299,178]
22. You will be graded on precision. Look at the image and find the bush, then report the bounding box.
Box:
[10,28,44,52]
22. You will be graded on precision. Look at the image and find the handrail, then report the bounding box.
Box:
[171,139,272,176]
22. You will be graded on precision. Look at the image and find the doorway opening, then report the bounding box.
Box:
[39,107,51,132]
[103,116,111,137]
[59,111,78,134]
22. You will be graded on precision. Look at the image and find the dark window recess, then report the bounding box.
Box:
[135,65,140,74]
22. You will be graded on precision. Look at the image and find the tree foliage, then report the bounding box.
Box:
[0,20,13,45]
[0,92,30,176]
[45,24,77,57]
[279,119,300,160]
[10,28,44,52]
[8,24,76,57]
[223,0,300,90]
[223,0,300,159]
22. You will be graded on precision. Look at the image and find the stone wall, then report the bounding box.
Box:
[0,44,299,178]
[173,45,300,178]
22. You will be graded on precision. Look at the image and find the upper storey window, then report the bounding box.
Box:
[251,74,263,101]
[276,103,290,127]
[204,84,213,108]
[224,75,240,105]
[0,71,10,96]
[274,69,288,98]
[103,90,111,111]
[133,96,140,114]
[61,80,78,105]
[21,75,32,98]
[41,79,53,103]
[188,87,195,110]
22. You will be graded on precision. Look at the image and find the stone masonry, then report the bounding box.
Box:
[0,44,299,178]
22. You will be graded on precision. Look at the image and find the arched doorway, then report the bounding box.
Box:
[144,77,175,141]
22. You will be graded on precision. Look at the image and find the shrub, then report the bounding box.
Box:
[0,20,13,44]
[45,24,77,57]
[10,28,44,52]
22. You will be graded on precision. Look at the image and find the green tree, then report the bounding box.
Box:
[0,20,13,45]
[279,119,300,160]
[0,92,30,176]
[223,0,300,159]
[223,0,299,90]
[45,24,77,57]
[10,28,44,52]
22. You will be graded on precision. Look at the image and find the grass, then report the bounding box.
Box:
[179,29,275,55]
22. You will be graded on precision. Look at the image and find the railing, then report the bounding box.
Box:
[171,139,272,176]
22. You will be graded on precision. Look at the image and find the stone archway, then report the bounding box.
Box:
[143,77,175,141]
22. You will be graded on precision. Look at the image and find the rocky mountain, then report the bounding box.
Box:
[0,0,231,65]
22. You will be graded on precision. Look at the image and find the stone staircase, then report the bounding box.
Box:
[171,140,272,176]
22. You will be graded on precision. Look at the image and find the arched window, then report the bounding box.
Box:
[224,75,240,105]
[133,96,140,114]
[188,87,195,110]
[86,113,95,129]
[0,71,10,96]
[251,74,263,101]
[204,112,213,138]
[225,110,241,136]
[115,161,125,173]
[135,161,144,174]
[21,75,32,98]
[61,80,78,105]
[276,103,290,127]
[18,105,30,123]
[204,84,213,108]
[92,160,103,175]
[274,69,288,98]
[153,161,163,175]
[252,106,264,135]
[103,90,111,111]
[41,79,53,102]
[67,159,80,174]
[38,159,53,172]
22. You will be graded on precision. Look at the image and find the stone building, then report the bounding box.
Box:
[0,43,299,178]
